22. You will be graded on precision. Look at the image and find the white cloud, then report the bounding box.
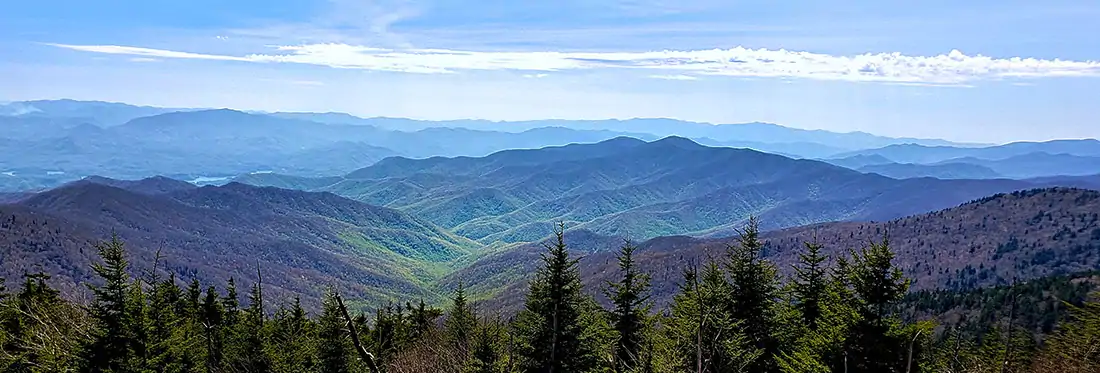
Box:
[649,74,698,80]
[48,43,1100,84]
[523,73,548,78]
[129,57,161,63]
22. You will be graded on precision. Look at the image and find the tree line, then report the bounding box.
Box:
[2,219,1099,372]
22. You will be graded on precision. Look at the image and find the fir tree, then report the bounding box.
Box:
[201,286,225,371]
[513,222,600,372]
[372,303,408,364]
[407,299,442,342]
[147,273,188,372]
[317,291,351,373]
[726,217,783,373]
[223,277,240,328]
[229,276,270,372]
[605,240,652,372]
[836,237,912,373]
[467,319,503,373]
[125,278,149,370]
[791,241,828,329]
[666,260,760,373]
[79,235,137,373]
[4,273,66,369]
[445,282,477,353]
[269,297,316,372]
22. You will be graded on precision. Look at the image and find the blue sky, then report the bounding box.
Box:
[2,0,1099,143]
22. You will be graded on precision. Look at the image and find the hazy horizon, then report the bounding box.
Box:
[7,97,1100,145]
[4,0,1100,143]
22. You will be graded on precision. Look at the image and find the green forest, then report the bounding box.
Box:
[2,220,1098,373]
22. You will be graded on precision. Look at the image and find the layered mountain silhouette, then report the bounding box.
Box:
[857,162,1004,179]
[242,136,1092,244]
[1,177,476,305]
[834,139,1100,164]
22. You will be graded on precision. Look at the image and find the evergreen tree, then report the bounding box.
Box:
[726,217,783,372]
[79,235,137,373]
[791,241,828,329]
[605,240,652,372]
[467,319,503,373]
[201,286,225,371]
[146,273,188,372]
[445,282,477,353]
[317,291,351,373]
[407,299,442,343]
[125,278,149,370]
[223,277,240,328]
[836,237,913,373]
[513,222,600,372]
[3,273,71,370]
[229,277,270,372]
[269,297,316,373]
[372,302,408,365]
[666,260,760,373]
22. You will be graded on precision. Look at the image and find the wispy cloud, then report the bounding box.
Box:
[48,43,1100,84]
[129,57,161,63]
[649,74,698,80]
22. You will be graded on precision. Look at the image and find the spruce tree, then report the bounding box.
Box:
[372,303,408,365]
[836,237,912,373]
[605,240,651,372]
[445,282,477,353]
[223,277,240,328]
[726,217,782,372]
[513,222,599,372]
[147,274,187,372]
[667,260,760,373]
[201,286,226,371]
[126,278,149,370]
[229,277,270,372]
[407,299,441,343]
[791,241,827,329]
[467,319,503,373]
[317,291,351,373]
[270,297,316,372]
[4,273,66,369]
[79,235,137,373]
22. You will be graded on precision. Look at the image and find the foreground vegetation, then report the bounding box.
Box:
[2,219,1098,372]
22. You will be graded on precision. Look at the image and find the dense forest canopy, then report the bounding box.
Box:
[2,220,1098,373]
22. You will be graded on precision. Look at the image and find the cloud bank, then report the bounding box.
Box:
[48,42,1100,84]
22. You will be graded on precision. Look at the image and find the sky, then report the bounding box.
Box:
[2,0,1099,143]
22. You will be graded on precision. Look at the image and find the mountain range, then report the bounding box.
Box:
[5,176,1099,313]
[0,177,476,306]
[236,136,1100,245]
[5,100,1100,195]
[442,187,1100,310]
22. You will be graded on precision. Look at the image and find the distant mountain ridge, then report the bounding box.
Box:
[239,137,1095,244]
[835,139,1100,164]
[857,162,1004,179]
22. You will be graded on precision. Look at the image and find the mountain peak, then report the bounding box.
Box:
[648,136,704,149]
[77,175,197,195]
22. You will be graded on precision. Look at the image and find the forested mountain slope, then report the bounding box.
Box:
[444,188,1100,310]
[1,178,477,306]
[245,137,1089,244]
